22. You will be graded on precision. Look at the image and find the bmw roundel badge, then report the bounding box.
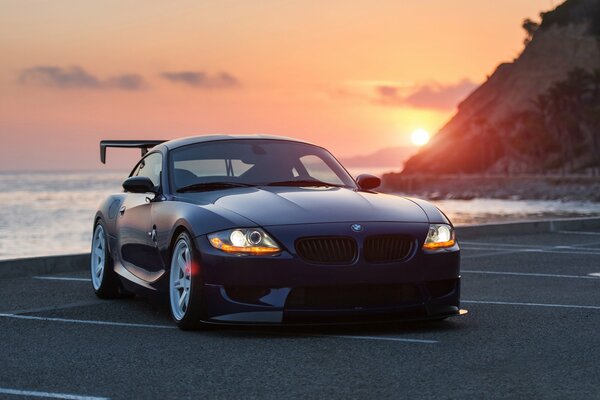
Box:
[351,224,363,232]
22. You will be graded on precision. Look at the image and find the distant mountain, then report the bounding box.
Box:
[402,0,600,175]
[339,146,416,168]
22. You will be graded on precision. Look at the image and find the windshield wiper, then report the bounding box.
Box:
[266,179,343,188]
[176,182,255,193]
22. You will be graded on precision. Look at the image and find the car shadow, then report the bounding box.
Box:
[209,318,465,340]
[124,295,467,338]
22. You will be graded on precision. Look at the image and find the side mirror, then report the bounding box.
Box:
[123,176,157,194]
[356,174,381,191]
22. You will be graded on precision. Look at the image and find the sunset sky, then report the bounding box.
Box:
[0,0,556,170]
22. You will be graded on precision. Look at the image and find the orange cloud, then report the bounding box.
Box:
[160,71,241,89]
[18,66,148,91]
[376,79,478,110]
[330,79,478,111]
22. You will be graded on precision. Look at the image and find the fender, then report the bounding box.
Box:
[94,194,127,256]
[404,197,452,226]
[152,198,258,269]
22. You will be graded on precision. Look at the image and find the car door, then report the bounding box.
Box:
[117,152,164,282]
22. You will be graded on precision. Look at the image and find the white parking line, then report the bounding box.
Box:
[462,250,526,259]
[0,387,108,400]
[461,242,546,249]
[463,244,600,252]
[4,300,107,316]
[0,313,175,329]
[462,241,600,252]
[0,313,437,344]
[463,300,600,310]
[462,240,600,248]
[33,276,90,282]
[462,270,600,280]
[320,335,437,344]
[557,230,600,236]
[462,247,600,257]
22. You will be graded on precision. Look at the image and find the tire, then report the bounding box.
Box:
[90,220,129,299]
[169,232,205,330]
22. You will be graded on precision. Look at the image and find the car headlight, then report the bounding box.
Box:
[208,228,281,255]
[422,224,456,250]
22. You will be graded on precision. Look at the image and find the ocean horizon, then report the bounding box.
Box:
[2,170,600,260]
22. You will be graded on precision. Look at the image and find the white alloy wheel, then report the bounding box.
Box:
[170,237,193,321]
[91,224,106,290]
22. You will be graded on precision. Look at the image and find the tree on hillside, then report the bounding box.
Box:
[529,68,600,173]
[494,68,600,175]
[522,18,539,45]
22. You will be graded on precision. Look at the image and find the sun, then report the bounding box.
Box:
[411,128,430,146]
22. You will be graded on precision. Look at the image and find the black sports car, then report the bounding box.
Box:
[92,135,463,329]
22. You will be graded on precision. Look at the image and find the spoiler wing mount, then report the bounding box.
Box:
[100,140,166,164]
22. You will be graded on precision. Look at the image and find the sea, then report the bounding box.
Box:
[2,169,600,260]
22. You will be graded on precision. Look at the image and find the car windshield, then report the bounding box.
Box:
[169,139,357,192]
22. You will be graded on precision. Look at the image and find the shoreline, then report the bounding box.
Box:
[380,174,600,201]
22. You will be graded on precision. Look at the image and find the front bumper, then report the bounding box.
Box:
[202,278,461,325]
[194,222,462,325]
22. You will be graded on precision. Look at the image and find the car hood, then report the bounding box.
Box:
[180,186,429,226]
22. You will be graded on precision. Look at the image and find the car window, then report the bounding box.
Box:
[299,155,344,185]
[174,159,253,178]
[131,152,162,187]
[170,140,356,191]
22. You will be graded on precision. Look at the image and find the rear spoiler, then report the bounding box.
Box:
[100,140,166,164]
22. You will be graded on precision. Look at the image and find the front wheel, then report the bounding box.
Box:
[91,221,122,299]
[169,232,205,330]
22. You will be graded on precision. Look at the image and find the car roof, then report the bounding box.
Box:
[155,134,315,152]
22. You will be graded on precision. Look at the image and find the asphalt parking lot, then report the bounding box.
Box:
[1,226,599,399]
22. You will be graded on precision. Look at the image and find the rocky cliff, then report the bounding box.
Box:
[402,0,600,175]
